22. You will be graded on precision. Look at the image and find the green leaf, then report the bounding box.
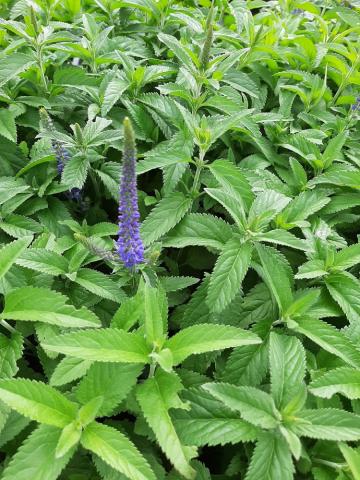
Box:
[173,387,258,447]
[141,192,192,246]
[136,370,197,479]
[292,409,360,441]
[1,424,75,480]
[165,324,261,365]
[209,159,254,219]
[0,332,23,379]
[269,332,306,410]
[158,33,195,70]
[144,283,165,345]
[254,229,308,251]
[62,155,89,190]
[0,237,32,280]
[332,243,360,270]
[0,53,35,87]
[339,443,360,480]
[204,383,280,429]
[247,190,290,231]
[255,243,293,312]
[111,293,143,331]
[290,317,360,368]
[0,378,77,427]
[309,367,360,400]
[16,248,69,275]
[245,433,294,480]
[81,422,156,480]
[163,214,233,250]
[55,422,81,459]
[1,286,101,328]
[0,109,17,143]
[43,328,151,363]
[76,363,142,416]
[50,357,92,387]
[159,276,199,292]
[325,271,360,323]
[207,239,252,313]
[74,268,125,302]
[322,131,348,169]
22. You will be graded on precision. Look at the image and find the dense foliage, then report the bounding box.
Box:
[1,0,360,478]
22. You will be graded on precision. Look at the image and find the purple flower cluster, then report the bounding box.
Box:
[116,117,144,268]
[39,108,82,202]
[351,97,360,111]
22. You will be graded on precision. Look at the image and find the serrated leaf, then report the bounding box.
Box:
[165,324,261,365]
[325,271,360,323]
[0,236,32,280]
[332,243,360,270]
[269,332,306,410]
[245,433,294,480]
[309,367,360,400]
[1,424,75,480]
[173,387,258,447]
[50,357,92,387]
[0,109,17,142]
[291,317,360,368]
[136,370,197,479]
[43,328,151,363]
[1,286,101,328]
[292,409,360,441]
[74,268,125,302]
[141,192,192,246]
[207,239,252,313]
[62,155,89,190]
[0,378,77,427]
[16,248,69,275]
[81,422,156,480]
[76,363,142,416]
[163,214,233,250]
[0,332,23,379]
[204,383,280,429]
[255,243,293,312]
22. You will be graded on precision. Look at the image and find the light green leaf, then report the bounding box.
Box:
[163,214,233,250]
[204,383,280,429]
[76,363,142,416]
[255,243,293,312]
[309,367,360,400]
[245,433,294,480]
[339,443,360,480]
[0,109,17,142]
[254,229,308,252]
[269,332,306,410]
[1,424,75,480]
[0,378,77,427]
[74,268,125,302]
[292,409,360,441]
[43,328,151,363]
[0,53,35,87]
[0,332,23,379]
[144,283,164,345]
[81,422,156,480]
[165,324,261,365]
[332,243,360,270]
[209,159,254,218]
[16,248,69,275]
[50,357,92,387]
[0,237,32,280]
[173,387,258,447]
[1,286,101,328]
[325,271,360,323]
[141,192,192,246]
[290,317,360,368]
[62,155,89,190]
[136,370,197,479]
[207,239,252,313]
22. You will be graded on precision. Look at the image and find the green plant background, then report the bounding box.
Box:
[0,0,360,479]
